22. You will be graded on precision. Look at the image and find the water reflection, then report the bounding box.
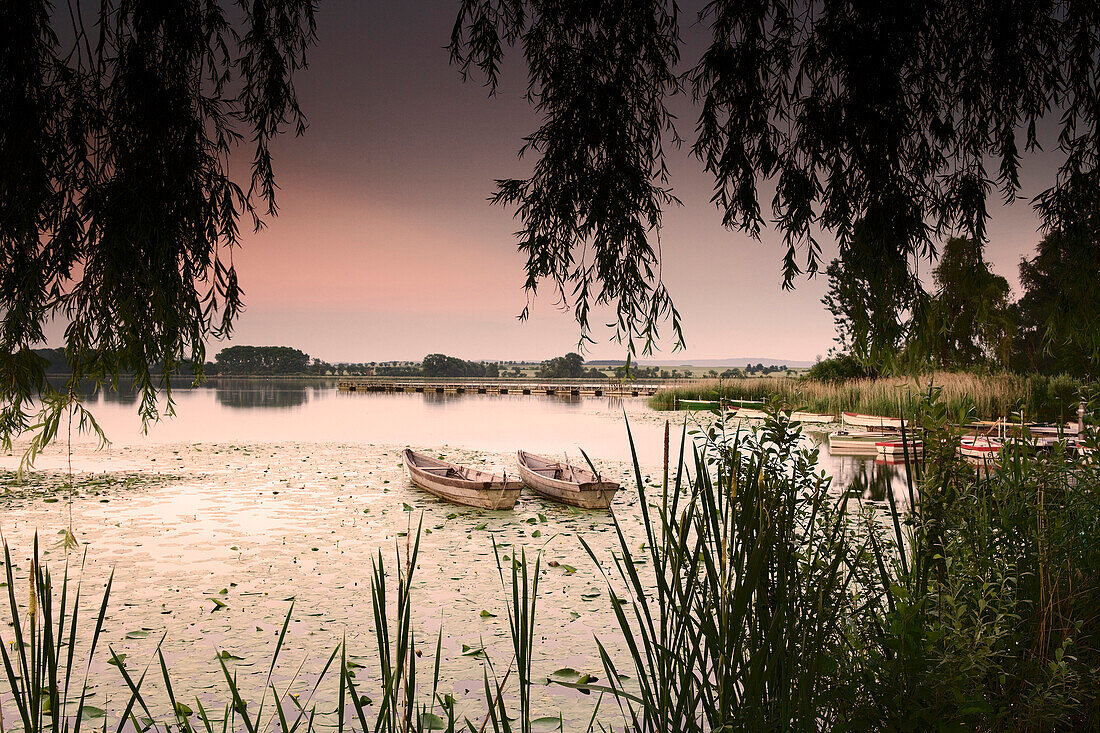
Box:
[57,383,668,461]
[420,391,465,406]
[61,381,917,503]
[84,377,324,411]
[213,380,310,409]
[99,387,140,405]
[386,391,589,408]
[820,447,913,508]
[845,460,898,503]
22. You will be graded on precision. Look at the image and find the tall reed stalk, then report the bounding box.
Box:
[570,412,886,730]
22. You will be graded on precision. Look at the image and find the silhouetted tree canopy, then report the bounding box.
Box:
[214,346,311,375]
[929,238,1014,368]
[30,348,69,374]
[1014,229,1100,376]
[451,0,1100,355]
[805,354,870,381]
[537,352,585,378]
[1,0,316,449]
[421,354,500,378]
[821,222,918,366]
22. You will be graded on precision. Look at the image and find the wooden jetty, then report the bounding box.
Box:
[336,379,662,397]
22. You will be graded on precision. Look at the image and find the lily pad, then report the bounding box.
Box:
[419,713,447,730]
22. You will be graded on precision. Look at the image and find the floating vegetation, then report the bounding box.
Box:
[0,469,180,502]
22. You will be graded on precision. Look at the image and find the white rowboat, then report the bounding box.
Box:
[788,411,836,424]
[959,437,1001,459]
[841,411,905,430]
[828,431,896,454]
[875,439,923,457]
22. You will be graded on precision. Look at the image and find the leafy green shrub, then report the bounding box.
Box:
[854,390,1100,729]
[805,354,873,381]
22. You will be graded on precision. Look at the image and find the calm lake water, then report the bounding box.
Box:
[0,379,908,728]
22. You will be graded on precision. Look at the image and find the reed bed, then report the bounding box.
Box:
[649,372,1088,421]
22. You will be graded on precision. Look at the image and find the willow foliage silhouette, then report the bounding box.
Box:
[0,0,316,450]
[450,0,1100,355]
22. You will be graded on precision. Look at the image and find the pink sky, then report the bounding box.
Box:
[55,2,1059,364]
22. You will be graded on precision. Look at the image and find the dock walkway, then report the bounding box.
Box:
[336,379,664,397]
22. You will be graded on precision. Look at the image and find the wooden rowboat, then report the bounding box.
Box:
[403,449,521,510]
[733,408,836,423]
[516,451,619,509]
[841,411,905,430]
[677,398,719,411]
[959,436,1001,459]
[875,438,923,457]
[876,455,916,466]
[788,411,835,424]
[828,431,896,454]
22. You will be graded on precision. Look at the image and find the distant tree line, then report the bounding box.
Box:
[821,233,1099,379]
[535,352,606,379]
[206,350,502,377]
[32,348,204,377]
[211,346,311,375]
[31,348,69,373]
[33,345,795,381]
[618,365,659,379]
[421,354,500,378]
[746,364,787,375]
[373,365,421,377]
[650,365,788,380]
